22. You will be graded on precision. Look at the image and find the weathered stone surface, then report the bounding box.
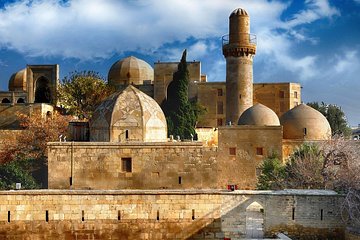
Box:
[0,190,345,239]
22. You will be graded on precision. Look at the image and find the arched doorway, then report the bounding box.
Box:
[1,98,11,103]
[245,201,264,239]
[34,76,51,103]
[17,98,25,103]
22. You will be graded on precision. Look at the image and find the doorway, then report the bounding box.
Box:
[245,201,264,238]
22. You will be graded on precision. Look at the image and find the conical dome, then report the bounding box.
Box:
[238,103,280,126]
[90,85,167,142]
[280,104,331,140]
[108,56,154,87]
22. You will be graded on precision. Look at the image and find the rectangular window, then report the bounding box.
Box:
[256,147,263,156]
[217,118,223,126]
[294,91,298,99]
[303,128,307,136]
[229,147,236,156]
[217,101,223,114]
[217,88,223,96]
[279,91,285,98]
[121,158,132,172]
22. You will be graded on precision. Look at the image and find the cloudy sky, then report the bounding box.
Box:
[0,0,359,126]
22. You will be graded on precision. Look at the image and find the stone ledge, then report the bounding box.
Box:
[0,189,341,196]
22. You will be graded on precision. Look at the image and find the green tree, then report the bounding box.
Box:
[256,153,285,190]
[307,102,351,136]
[161,50,197,139]
[0,159,39,190]
[58,71,115,119]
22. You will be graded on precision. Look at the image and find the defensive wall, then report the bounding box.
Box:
[0,189,344,239]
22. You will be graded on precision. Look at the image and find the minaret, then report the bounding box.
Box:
[223,8,256,125]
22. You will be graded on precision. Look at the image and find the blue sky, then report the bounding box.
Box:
[0,0,359,126]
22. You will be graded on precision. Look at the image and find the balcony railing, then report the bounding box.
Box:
[222,34,257,46]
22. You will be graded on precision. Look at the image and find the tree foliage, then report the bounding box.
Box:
[161,50,197,139]
[0,159,39,190]
[0,111,71,189]
[256,153,285,190]
[256,138,360,228]
[58,71,115,119]
[307,101,351,136]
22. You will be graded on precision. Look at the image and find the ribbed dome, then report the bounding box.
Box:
[90,85,167,142]
[238,103,280,126]
[8,69,27,91]
[108,56,154,87]
[280,104,331,140]
[230,8,248,17]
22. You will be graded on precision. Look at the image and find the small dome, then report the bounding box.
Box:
[8,69,27,91]
[238,103,280,126]
[280,104,331,140]
[230,8,248,17]
[108,56,154,87]
[90,85,167,142]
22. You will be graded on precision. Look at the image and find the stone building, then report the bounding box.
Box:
[45,7,331,190]
[0,65,58,130]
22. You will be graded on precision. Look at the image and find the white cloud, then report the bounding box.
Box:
[334,50,359,73]
[0,0,341,81]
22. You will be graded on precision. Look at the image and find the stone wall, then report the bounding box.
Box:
[217,125,283,189]
[48,142,218,190]
[0,190,344,239]
[254,82,301,117]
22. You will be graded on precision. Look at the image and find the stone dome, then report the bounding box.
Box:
[90,85,167,142]
[230,8,248,16]
[8,69,27,91]
[280,104,331,140]
[108,56,154,87]
[238,103,280,126]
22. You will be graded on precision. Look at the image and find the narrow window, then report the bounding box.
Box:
[125,130,129,140]
[294,91,298,99]
[320,209,323,221]
[69,177,73,186]
[217,88,223,96]
[46,210,49,222]
[7,211,10,223]
[239,94,242,99]
[217,101,223,114]
[192,209,195,220]
[279,91,285,98]
[178,176,182,185]
[118,210,121,221]
[303,128,307,136]
[217,118,223,126]
[256,147,263,156]
[156,210,160,221]
[229,147,236,156]
[121,158,132,172]
[81,210,85,221]
[292,207,295,220]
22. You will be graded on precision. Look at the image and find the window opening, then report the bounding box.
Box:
[121,158,132,172]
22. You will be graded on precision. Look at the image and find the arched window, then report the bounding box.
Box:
[35,77,51,103]
[17,98,25,103]
[1,98,11,103]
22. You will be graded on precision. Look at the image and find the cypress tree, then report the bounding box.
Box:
[162,50,196,140]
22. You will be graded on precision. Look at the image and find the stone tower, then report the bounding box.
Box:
[223,8,256,124]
